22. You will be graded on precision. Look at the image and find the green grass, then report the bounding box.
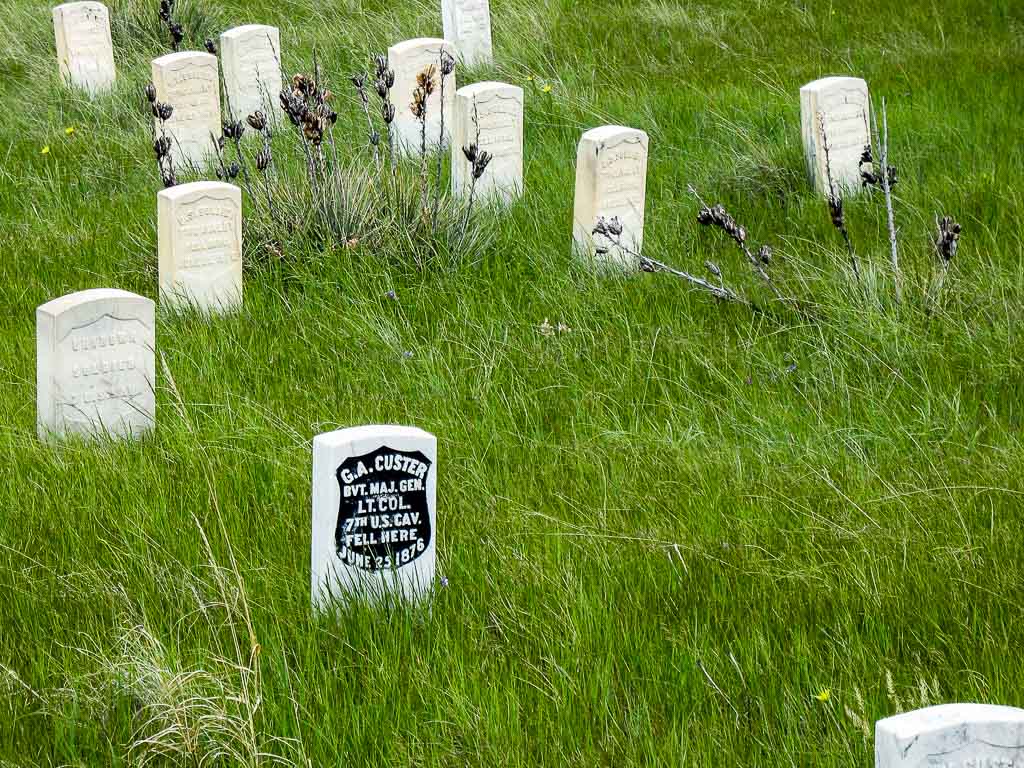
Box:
[2,0,1024,764]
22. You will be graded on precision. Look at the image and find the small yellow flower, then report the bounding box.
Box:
[526,75,534,81]
[41,145,50,155]
[815,688,831,703]
[541,84,553,93]
[65,126,76,135]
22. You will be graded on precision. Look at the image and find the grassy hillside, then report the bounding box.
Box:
[1,0,1023,764]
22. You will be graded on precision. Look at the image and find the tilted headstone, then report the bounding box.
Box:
[387,38,457,157]
[158,181,243,313]
[800,76,871,196]
[219,24,282,122]
[452,82,523,203]
[52,2,116,96]
[312,425,438,609]
[151,51,221,171]
[572,125,649,268]
[441,0,493,67]
[876,704,1024,767]
[37,289,155,441]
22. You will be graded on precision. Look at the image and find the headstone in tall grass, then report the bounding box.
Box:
[219,24,282,124]
[441,0,493,67]
[387,38,457,157]
[875,704,1024,767]
[312,426,438,609]
[800,76,870,197]
[52,2,116,95]
[452,81,523,203]
[157,181,243,314]
[37,289,155,441]
[151,51,221,171]
[572,126,649,268]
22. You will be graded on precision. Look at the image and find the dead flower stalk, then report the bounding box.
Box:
[592,217,753,310]
[819,114,860,280]
[687,185,788,306]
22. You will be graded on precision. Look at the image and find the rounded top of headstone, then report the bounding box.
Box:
[53,1,108,13]
[157,180,241,203]
[152,50,218,69]
[37,288,152,318]
[877,704,1024,739]
[313,425,436,451]
[388,37,454,56]
[455,81,523,99]
[800,75,868,94]
[580,125,649,146]
[220,23,278,40]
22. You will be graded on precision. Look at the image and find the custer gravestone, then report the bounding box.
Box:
[876,704,1024,767]
[572,125,649,268]
[52,2,116,95]
[441,0,493,67]
[158,181,243,313]
[452,81,523,203]
[800,76,871,196]
[37,289,155,441]
[312,425,438,609]
[388,38,457,157]
[219,24,282,122]
[151,51,221,171]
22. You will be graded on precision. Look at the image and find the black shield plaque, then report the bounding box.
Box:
[334,445,433,572]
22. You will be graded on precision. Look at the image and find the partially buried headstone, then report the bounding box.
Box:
[37,289,155,441]
[800,76,871,196]
[441,0,493,67]
[875,703,1024,767]
[311,426,438,609]
[52,2,116,96]
[452,81,523,203]
[572,125,649,268]
[151,51,221,171]
[219,24,282,122]
[158,181,243,313]
[388,38,457,157]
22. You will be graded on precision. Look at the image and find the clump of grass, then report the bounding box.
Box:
[198,51,490,272]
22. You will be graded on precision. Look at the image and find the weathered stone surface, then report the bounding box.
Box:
[52,2,116,95]
[876,704,1024,767]
[452,81,523,202]
[152,51,221,171]
[219,24,282,122]
[387,38,457,157]
[37,288,155,441]
[800,76,871,196]
[158,181,243,313]
[572,125,649,268]
[312,425,438,609]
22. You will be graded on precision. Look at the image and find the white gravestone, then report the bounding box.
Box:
[876,704,1024,767]
[37,289,155,441]
[312,425,438,609]
[800,76,871,196]
[572,125,649,268]
[452,82,523,203]
[52,2,116,96]
[158,181,243,313]
[219,25,282,122]
[441,0,493,67]
[388,38,457,157]
[151,51,221,171]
